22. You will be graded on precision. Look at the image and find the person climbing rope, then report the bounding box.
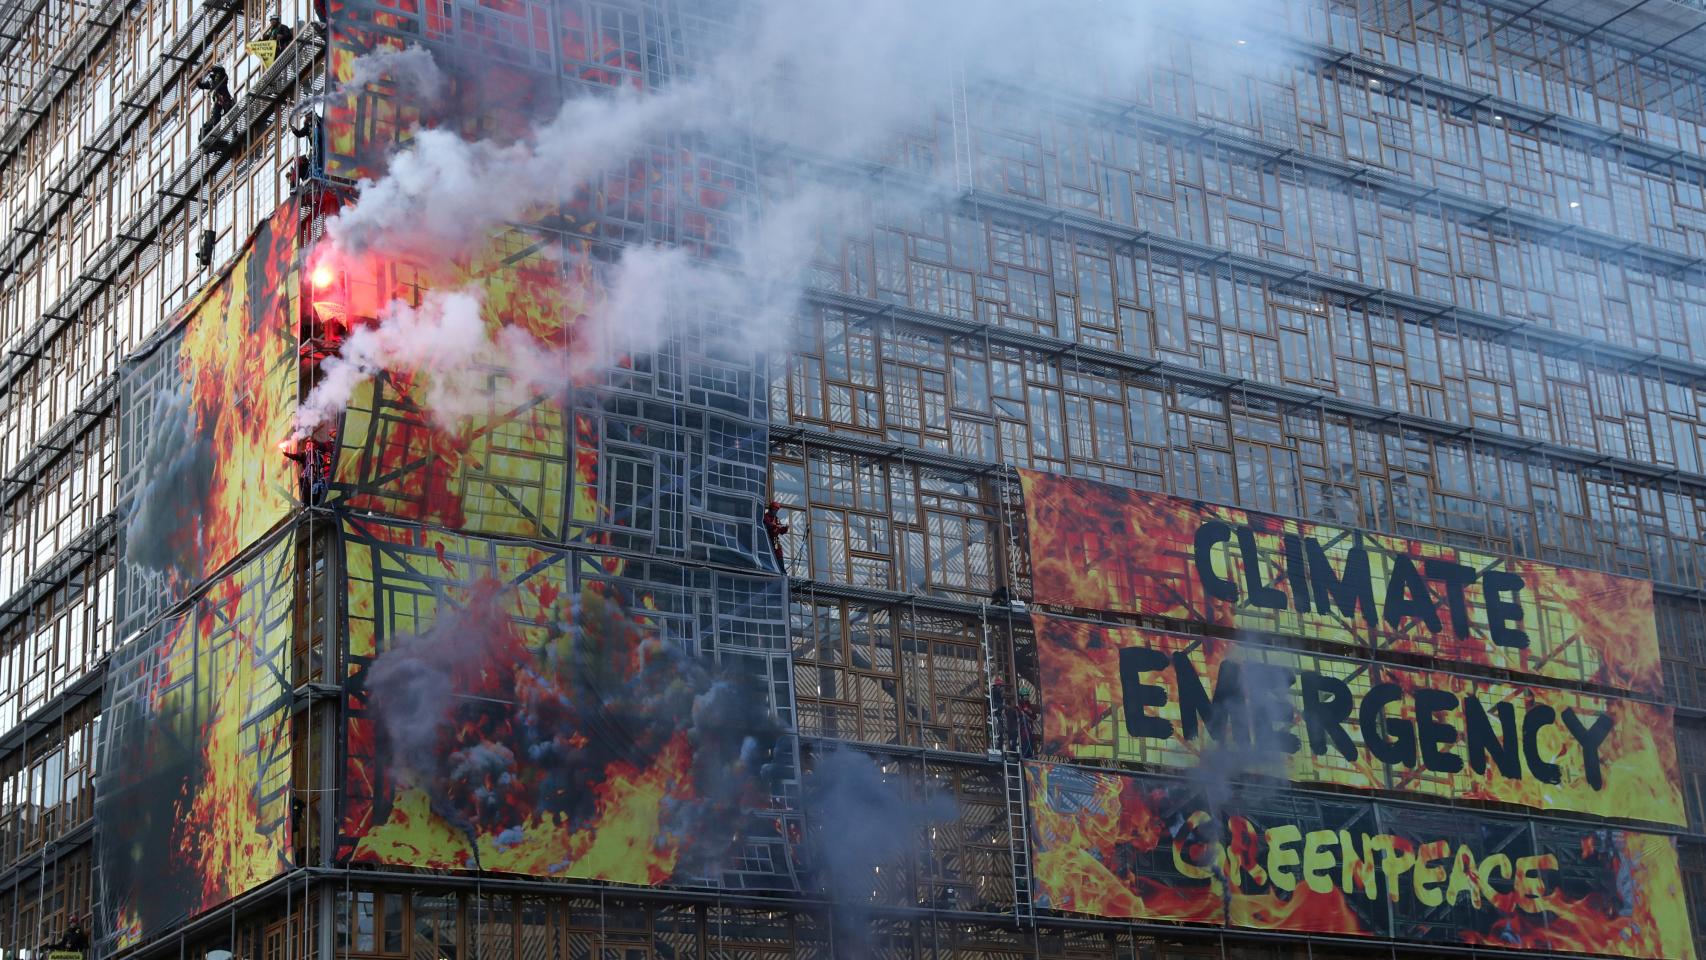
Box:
[289,103,324,182]
[1016,696,1038,758]
[281,428,335,503]
[195,63,233,139]
[762,500,790,568]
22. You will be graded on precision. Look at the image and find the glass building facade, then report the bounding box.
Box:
[1,0,1706,956]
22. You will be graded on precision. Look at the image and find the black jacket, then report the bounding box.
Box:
[261,22,293,47]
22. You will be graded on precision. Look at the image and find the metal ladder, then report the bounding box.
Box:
[980,607,1034,925]
[1003,755,1035,925]
[978,607,1001,752]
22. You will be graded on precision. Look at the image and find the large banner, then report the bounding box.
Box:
[1034,614,1686,826]
[116,201,299,637]
[337,517,800,891]
[97,533,296,949]
[314,192,774,573]
[1020,470,1662,695]
[1027,762,1696,959]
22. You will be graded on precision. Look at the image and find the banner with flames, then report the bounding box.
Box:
[323,12,563,184]
[1027,762,1696,959]
[1019,470,1662,695]
[336,516,801,890]
[97,532,296,949]
[307,195,775,572]
[116,201,299,637]
[1034,613,1685,826]
[323,234,582,542]
[324,0,688,183]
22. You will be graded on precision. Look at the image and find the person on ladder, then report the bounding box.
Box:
[990,674,1014,753]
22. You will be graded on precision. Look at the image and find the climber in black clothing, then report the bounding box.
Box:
[260,14,294,49]
[196,63,233,139]
[53,916,90,953]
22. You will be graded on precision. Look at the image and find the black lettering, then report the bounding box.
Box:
[1463,696,1520,780]
[1423,559,1477,636]
[1360,683,1417,767]
[1118,647,1173,739]
[1483,570,1528,649]
[1195,521,1238,602]
[1561,709,1615,791]
[1283,534,1313,614]
[1522,704,1562,784]
[1306,539,1378,625]
[1237,527,1287,610]
[1175,651,1234,743]
[1413,688,1464,774]
[1383,555,1443,633]
[1243,662,1301,754]
[1300,671,1357,761]
[1204,659,1255,746]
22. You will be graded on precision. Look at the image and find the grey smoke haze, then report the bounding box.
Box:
[1182,637,1298,840]
[343,44,445,102]
[362,583,508,787]
[803,746,957,955]
[124,384,215,578]
[294,0,1287,435]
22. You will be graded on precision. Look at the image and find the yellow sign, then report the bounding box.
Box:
[246,39,277,70]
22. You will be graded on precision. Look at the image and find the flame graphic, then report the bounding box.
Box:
[1025,762,1223,922]
[127,202,298,604]
[1231,884,1373,936]
[338,524,782,887]
[316,223,594,539]
[102,536,295,946]
[353,733,691,885]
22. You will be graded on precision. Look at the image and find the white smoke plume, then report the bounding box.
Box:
[293,189,861,436]
[297,287,498,430]
[296,0,1288,433]
[342,44,446,102]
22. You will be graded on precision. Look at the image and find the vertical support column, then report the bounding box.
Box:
[316,882,334,960]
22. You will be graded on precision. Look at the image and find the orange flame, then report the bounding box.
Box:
[1026,763,1223,923]
[352,732,692,884]
[153,202,298,597]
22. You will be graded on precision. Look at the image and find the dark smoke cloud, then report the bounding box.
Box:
[362,580,785,876]
[123,384,215,579]
[1183,646,1292,814]
[802,745,957,956]
[98,696,206,935]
